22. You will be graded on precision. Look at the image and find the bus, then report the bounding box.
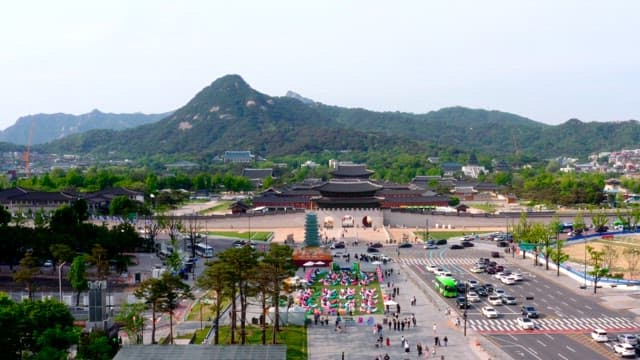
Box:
[195,243,214,258]
[433,276,458,298]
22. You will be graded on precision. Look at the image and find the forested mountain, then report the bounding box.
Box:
[0,109,171,145]
[37,74,638,160]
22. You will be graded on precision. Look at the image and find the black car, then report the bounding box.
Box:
[456,296,470,309]
[521,305,538,318]
[399,243,413,248]
[461,241,474,247]
[483,283,495,293]
[475,287,488,297]
[497,241,509,248]
[478,258,490,265]
[449,244,464,250]
[331,241,346,249]
[486,266,497,274]
[370,242,384,248]
[456,283,467,294]
[366,247,380,253]
[435,239,448,245]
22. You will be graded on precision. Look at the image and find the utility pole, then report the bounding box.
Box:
[463,282,468,336]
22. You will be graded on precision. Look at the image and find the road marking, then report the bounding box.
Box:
[566,345,576,352]
[536,339,547,347]
[508,334,518,340]
[570,298,577,302]
[557,353,569,360]
[585,305,592,310]
[544,333,554,340]
[543,284,551,289]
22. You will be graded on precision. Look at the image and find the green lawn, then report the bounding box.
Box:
[207,231,272,241]
[414,230,476,240]
[199,201,233,214]
[216,325,307,360]
[186,298,231,321]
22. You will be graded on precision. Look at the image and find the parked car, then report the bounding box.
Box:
[613,343,636,357]
[43,259,54,267]
[617,334,638,346]
[521,305,538,318]
[517,317,535,330]
[591,328,608,342]
[370,242,384,248]
[456,297,470,309]
[449,244,464,250]
[399,243,413,248]
[435,239,448,245]
[482,306,499,318]
[331,241,346,249]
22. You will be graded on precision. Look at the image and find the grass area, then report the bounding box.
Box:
[217,325,307,360]
[199,201,233,215]
[193,326,211,344]
[186,297,231,321]
[207,231,272,241]
[565,236,640,279]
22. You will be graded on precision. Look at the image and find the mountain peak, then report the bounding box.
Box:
[285,90,315,105]
[209,74,251,91]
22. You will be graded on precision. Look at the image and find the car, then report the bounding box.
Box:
[488,261,497,267]
[491,251,501,258]
[501,295,517,305]
[470,265,485,273]
[595,225,609,233]
[424,244,438,250]
[495,265,505,272]
[494,288,506,296]
[614,343,636,357]
[330,241,346,249]
[467,279,479,288]
[510,272,524,281]
[439,271,453,278]
[478,257,490,264]
[370,242,384,248]
[482,306,499,318]
[467,291,481,302]
[488,295,502,306]
[483,283,495,293]
[456,297,470,309]
[399,243,413,248]
[497,241,509,248]
[521,305,538,318]
[501,276,516,285]
[333,251,345,258]
[516,317,535,330]
[426,264,439,273]
[475,287,488,297]
[617,334,639,346]
[591,328,609,342]
[456,283,467,294]
[435,239,448,245]
[43,259,54,267]
[461,241,474,247]
[486,266,497,274]
[449,244,464,250]
[366,247,380,253]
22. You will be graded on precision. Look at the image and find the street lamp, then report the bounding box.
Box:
[584,239,588,288]
[58,261,66,302]
[463,282,468,336]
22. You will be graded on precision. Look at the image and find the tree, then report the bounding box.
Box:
[13,251,40,300]
[196,260,228,345]
[158,272,193,344]
[251,262,273,345]
[134,277,165,344]
[115,302,147,344]
[549,240,570,277]
[184,214,202,259]
[0,205,11,226]
[590,208,609,232]
[573,212,586,235]
[623,247,640,278]
[261,244,296,343]
[90,244,109,280]
[49,243,74,274]
[587,245,609,294]
[77,329,117,360]
[68,255,89,307]
[601,243,618,270]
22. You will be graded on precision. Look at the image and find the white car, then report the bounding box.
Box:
[470,266,485,273]
[482,306,499,318]
[614,343,636,357]
[591,328,608,342]
[426,264,439,273]
[467,279,479,288]
[424,244,438,249]
[501,276,516,285]
[516,317,534,330]
[617,333,638,346]
[501,295,517,305]
[488,295,502,306]
[510,272,524,281]
[466,291,481,302]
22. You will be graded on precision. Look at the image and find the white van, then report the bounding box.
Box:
[590,328,608,342]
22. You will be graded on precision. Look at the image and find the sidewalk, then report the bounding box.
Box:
[306,261,512,360]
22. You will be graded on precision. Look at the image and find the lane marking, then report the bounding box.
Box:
[536,339,547,347]
[557,353,569,360]
[544,334,554,340]
[566,345,576,352]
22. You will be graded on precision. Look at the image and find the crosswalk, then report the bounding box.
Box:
[397,257,508,267]
[467,316,640,333]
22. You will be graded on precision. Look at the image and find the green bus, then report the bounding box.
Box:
[433,276,458,298]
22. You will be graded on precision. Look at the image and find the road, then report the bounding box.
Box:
[386,237,639,360]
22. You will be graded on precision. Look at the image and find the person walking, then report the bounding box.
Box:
[412,314,416,327]
[417,342,423,356]
[434,336,439,347]
[443,336,448,347]
[432,323,437,334]
[404,339,410,353]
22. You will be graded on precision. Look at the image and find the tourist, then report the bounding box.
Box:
[417,342,423,356]
[404,339,410,353]
[443,336,448,347]
[412,314,417,327]
[433,323,437,334]
[434,336,439,347]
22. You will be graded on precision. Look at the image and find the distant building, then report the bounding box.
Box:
[301,160,319,168]
[223,151,254,163]
[242,168,274,188]
[462,165,486,179]
[165,161,199,170]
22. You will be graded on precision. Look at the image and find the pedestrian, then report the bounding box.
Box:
[443,336,448,347]
[384,354,390,360]
[434,336,439,347]
[386,337,390,347]
[397,304,401,313]
[417,342,423,356]
[455,317,460,327]
[412,314,416,326]
[404,340,410,353]
[401,321,405,331]
[433,323,437,334]
[401,335,405,347]
[388,319,392,331]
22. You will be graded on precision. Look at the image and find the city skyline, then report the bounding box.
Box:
[1,1,639,131]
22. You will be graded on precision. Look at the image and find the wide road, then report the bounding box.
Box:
[386,238,639,360]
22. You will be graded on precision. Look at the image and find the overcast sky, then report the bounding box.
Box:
[1,1,639,130]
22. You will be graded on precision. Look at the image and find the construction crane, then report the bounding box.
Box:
[23,119,35,177]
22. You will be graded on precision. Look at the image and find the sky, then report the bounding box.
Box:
[1,1,639,130]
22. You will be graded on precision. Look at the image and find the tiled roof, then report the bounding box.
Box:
[242,168,273,179]
[314,180,382,193]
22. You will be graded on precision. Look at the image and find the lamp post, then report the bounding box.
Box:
[556,229,561,277]
[58,261,66,302]
[584,239,587,288]
[463,282,468,336]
